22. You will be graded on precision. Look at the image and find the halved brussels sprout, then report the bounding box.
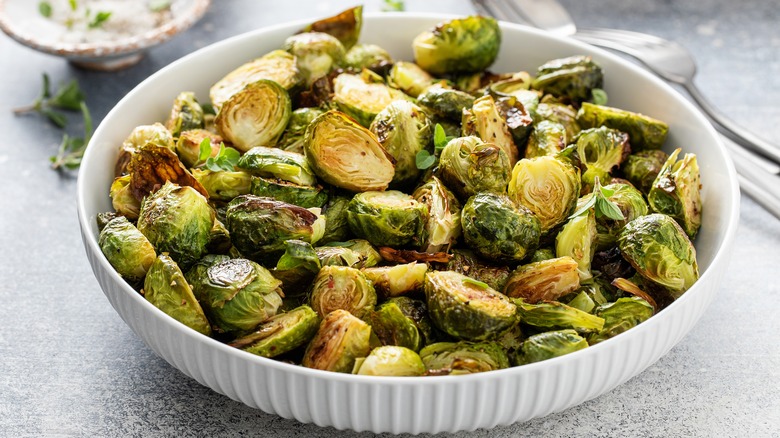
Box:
[416,85,476,121]
[618,213,698,297]
[514,299,604,333]
[461,193,541,262]
[99,216,156,285]
[494,95,534,148]
[366,297,434,352]
[462,95,519,166]
[513,329,587,365]
[315,246,363,267]
[273,240,321,296]
[300,6,362,50]
[595,183,649,248]
[278,107,325,154]
[622,150,669,195]
[556,208,598,281]
[210,50,302,112]
[136,181,214,270]
[333,72,409,127]
[443,249,511,291]
[487,71,533,96]
[215,79,292,152]
[229,305,320,358]
[175,129,224,168]
[110,175,141,220]
[304,110,395,192]
[128,142,209,202]
[207,219,232,255]
[437,136,510,201]
[388,61,435,98]
[420,341,509,375]
[370,100,433,187]
[165,91,204,138]
[362,262,428,298]
[237,146,317,186]
[530,248,556,263]
[283,32,346,86]
[503,257,580,303]
[186,257,284,333]
[320,239,382,268]
[532,56,604,103]
[507,155,581,233]
[576,102,669,151]
[346,190,427,247]
[525,120,566,158]
[425,270,517,341]
[192,169,252,202]
[144,254,212,336]
[309,265,377,318]
[412,16,501,75]
[412,176,462,253]
[534,102,580,141]
[353,346,425,376]
[588,297,654,344]
[249,176,327,209]
[573,126,631,190]
[302,309,372,373]
[225,195,325,261]
[96,212,120,232]
[319,195,351,243]
[344,43,393,70]
[647,148,702,239]
[115,123,175,176]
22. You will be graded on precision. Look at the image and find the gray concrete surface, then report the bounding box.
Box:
[1,0,778,436]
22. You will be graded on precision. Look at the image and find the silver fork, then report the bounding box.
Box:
[473,0,780,219]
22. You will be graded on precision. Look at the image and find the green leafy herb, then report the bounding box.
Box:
[569,177,626,220]
[198,138,240,172]
[415,123,455,170]
[88,11,111,28]
[382,0,405,12]
[148,0,172,12]
[49,79,86,110]
[39,1,53,17]
[462,277,490,289]
[68,0,78,11]
[591,88,608,105]
[50,101,93,171]
[13,74,85,128]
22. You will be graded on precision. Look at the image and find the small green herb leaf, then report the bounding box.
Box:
[39,2,53,18]
[68,0,78,11]
[49,79,85,110]
[591,88,608,105]
[433,123,447,150]
[568,193,596,220]
[41,108,68,128]
[462,277,490,289]
[88,11,111,28]
[198,138,212,162]
[415,150,436,170]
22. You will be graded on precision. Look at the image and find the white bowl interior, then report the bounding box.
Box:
[77,13,740,433]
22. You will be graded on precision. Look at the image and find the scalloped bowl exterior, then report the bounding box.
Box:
[77,14,739,434]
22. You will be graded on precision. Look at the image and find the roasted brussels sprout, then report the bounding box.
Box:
[353,346,425,376]
[503,257,580,303]
[595,183,649,248]
[420,341,509,375]
[229,305,320,358]
[278,108,325,154]
[144,254,212,336]
[647,149,702,239]
[128,142,208,202]
[250,177,327,209]
[346,190,427,247]
[443,249,511,291]
[319,195,351,243]
[513,329,588,365]
[209,50,302,112]
[302,309,372,373]
[98,216,156,285]
[556,208,597,281]
[487,71,533,96]
[416,85,475,121]
[524,120,566,158]
[588,297,654,344]
[622,150,669,195]
[530,248,556,263]
[514,299,604,333]
[283,32,346,86]
[207,218,232,255]
[115,123,175,176]
[461,193,541,262]
[186,257,284,333]
[136,181,214,270]
[225,195,325,261]
[309,265,377,318]
[370,100,432,187]
[388,61,435,98]
[576,102,669,151]
[462,95,519,166]
[215,79,292,152]
[534,102,580,141]
[192,169,252,202]
[532,56,604,103]
[175,129,224,168]
[412,177,462,253]
[437,136,510,201]
[366,297,434,352]
[332,72,409,127]
[300,6,362,50]
[494,95,534,148]
[573,126,631,190]
[412,16,501,75]
[109,175,141,220]
[425,270,517,341]
[273,239,321,296]
[315,245,364,267]
[321,239,382,268]
[237,146,317,186]
[362,262,428,298]
[618,213,698,297]
[507,156,581,233]
[344,43,393,70]
[304,110,395,192]
[165,91,205,138]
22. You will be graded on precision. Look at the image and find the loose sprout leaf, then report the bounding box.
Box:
[462,277,490,289]
[591,88,608,105]
[39,2,52,18]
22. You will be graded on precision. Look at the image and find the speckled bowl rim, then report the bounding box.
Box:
[0,0,210,58]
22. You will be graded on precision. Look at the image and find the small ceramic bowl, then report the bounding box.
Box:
[0,0,210,70]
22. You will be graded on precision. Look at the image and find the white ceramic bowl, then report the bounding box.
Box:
[77,13,740,434]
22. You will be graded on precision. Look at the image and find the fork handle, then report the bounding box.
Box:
[681,81,780,166]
